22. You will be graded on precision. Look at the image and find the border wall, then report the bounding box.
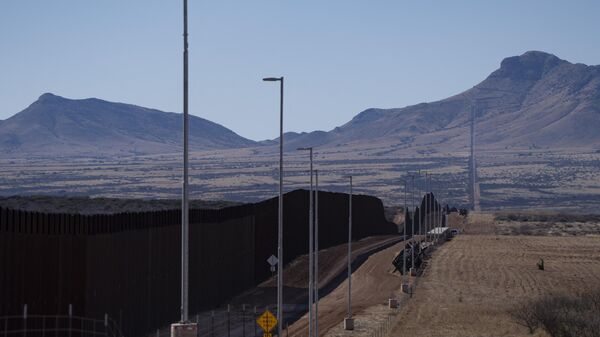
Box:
[0,189,396,337]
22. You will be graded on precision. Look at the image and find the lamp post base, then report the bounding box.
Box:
[171,323,198,337]
[344,317,354,330]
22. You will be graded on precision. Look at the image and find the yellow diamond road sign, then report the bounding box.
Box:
[256,309,277,333]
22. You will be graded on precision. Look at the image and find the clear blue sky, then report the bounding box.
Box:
[1,0,599,140]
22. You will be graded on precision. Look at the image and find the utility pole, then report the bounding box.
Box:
[470,104,476,211]
[411,174,415,271]
[263,76,285,337]
[277,78,284,337]
[419,171,423,243]
[297,147,314,337]
[343,176,354,330]
[427,173,431,243]
[403,179,407,277]
[423,173,425,242]
[171,2,198,335]
[181,0,190,324]
[309,152,313,337]
[315,170,319,337]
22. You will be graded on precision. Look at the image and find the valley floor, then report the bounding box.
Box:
[2,148,599,211]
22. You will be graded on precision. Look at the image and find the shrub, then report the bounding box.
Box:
[511,291,600,336]
[510,302,539,334]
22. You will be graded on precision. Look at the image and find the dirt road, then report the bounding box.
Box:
[288,240,406,337]
[166,236,404,337]
[389,235,600,337]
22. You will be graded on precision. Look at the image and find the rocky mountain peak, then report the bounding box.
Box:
[37,92,64,103]
[491,51,567,81]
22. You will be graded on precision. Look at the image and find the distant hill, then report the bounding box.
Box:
[270,51,600,150]
[0,93,257,157]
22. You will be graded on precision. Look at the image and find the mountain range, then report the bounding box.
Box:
[1,51,599,158]
[275,51,600,151]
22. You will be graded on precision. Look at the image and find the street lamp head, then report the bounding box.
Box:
[263,77,282,82]
[297,147,312,151]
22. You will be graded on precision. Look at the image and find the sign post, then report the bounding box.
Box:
[256,310,278,337]
[267,255,278,274]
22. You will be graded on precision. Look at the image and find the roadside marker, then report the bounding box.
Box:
[257,309,278,336]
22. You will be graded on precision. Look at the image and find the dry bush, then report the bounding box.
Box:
[510,302,539,334]
[511,291,600,336]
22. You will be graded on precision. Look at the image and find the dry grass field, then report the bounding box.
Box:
[461,211,600,236]
[2,145,599,211]
[388,234,600,337]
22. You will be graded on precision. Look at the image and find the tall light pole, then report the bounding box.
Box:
[402,179,407,277]
[471,104,476,211]
[433,177,439,243]
[425,172,431,241]
[343,175,354,330]
[417,170,422,242]
[410,174,415,271]
[430,175,433,241]
[429,174,433,242]
[181,0,190,324]
[314,169,319,337]
[425,172,428,243]
[263,76,284,337]
[297,147,314,337]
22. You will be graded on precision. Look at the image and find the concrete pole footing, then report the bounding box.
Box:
[344,317,354,330]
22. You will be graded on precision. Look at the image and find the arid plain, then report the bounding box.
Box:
[1,144,598,211]
[385,212,600,337]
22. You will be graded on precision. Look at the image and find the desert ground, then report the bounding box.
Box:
[282,211,600,337]
[1,146,599,211]
[387,234,600,337]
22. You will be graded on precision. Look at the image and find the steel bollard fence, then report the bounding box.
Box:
[227,305,231,337]
[242,304,246,337]
[197,314,200,337]
[23,304,27,337]
[211,310,215,337]
[253,307,257,337]
[69,304,73,337]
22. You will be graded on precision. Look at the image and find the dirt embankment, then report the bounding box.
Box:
[288,240,406,337]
